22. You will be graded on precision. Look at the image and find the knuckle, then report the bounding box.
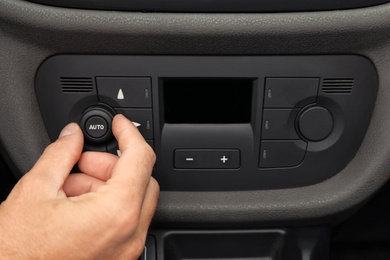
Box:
[131,237,147,258]
[117,237,146,260]
[150,177,160,192]
[140,142,156,165]
[128,141,156,167]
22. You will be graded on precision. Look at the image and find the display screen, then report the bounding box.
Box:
[163,78,253,123]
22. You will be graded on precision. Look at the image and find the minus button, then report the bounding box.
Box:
[186,158,194,161]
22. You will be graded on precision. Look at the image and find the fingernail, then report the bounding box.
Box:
[59,123,77,138]
[116,114,126,120]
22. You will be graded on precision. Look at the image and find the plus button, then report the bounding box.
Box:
[220,156,228,163]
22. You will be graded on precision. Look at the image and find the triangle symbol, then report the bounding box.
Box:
[117,89,124,100]
[132,122,141,128]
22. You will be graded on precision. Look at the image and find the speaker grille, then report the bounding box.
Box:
[322,78,354,94]
[60,77,93,93]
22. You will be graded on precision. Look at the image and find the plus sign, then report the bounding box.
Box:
[220,156,228,163]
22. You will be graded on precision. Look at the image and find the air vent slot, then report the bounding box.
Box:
[322,79,354,94]
[60,77,93,93]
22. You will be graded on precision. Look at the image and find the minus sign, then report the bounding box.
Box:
[186,158,194,161]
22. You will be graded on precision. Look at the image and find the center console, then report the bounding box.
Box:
[35,55,378,191]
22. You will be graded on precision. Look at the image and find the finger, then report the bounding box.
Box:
[135,177,160,233]
[63,173,106,197]
[110,178,160,260]
[113,114,148,153]
[27,123,84,192]
[106,115,156,207]
[78,152,119,181]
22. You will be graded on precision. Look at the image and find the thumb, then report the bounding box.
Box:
[27,123,84,194]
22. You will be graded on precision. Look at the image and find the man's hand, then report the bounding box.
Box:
[0,115,159,259]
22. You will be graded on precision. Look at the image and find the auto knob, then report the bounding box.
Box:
[79,106,116,144]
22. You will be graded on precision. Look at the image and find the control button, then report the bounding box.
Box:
[259,140,307,168]
[85,116,108,138]
[115,109,153,139]
[298,106,334,141]
[175,149,240,169]
[79,106,115,144]
[262,109,300,139]
[96,77,152,108]
[264,78,319,108]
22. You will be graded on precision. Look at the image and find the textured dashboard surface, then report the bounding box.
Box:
[1,0,390,227]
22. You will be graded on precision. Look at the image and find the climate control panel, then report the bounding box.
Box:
[35,55,378,191]
[259,78,338,168]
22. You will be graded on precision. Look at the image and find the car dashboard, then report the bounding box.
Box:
[1,0,390,259]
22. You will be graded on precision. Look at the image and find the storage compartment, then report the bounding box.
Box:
[163,231,299,260]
